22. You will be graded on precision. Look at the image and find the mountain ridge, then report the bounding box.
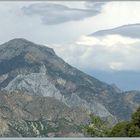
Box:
[0,38,139,136]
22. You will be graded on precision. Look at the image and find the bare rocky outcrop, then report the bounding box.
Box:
[0,38,139,137]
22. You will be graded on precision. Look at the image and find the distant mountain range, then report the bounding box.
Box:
[87,70,140,91]
[0,38,139,137]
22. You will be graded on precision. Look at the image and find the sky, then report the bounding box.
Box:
[0,1,140,90]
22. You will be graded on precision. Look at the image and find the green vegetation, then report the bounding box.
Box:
[110,107,140,137]
[109,121,130,137]
[85,107,140,137]
[84,114,111,137]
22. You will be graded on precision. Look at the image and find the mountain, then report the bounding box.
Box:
[0,38,139,137]
[0,91,89,137]
[87,70,140,91]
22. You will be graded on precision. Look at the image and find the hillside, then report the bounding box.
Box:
[0,38,139,136]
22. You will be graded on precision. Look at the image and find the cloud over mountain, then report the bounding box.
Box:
[53,24,140,72]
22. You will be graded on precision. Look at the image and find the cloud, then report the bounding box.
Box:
[91,24,140,38]
[0,1,140,73]
[85,2,106,11]
[22,2,105,25]
[52,34,140,71]
[77,35,140,46]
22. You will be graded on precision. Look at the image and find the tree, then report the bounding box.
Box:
[132,107,140,127]
[109,107,140,137]
[84,114,110,137]
[109,121,130,137]
[86,107,140,137]
[128,125,140,137]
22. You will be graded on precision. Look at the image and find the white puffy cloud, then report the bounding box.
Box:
[0,1,140,73]
[52,35,140,71]
[77,35,140,46]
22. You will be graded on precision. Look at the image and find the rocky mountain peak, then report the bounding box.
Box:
[0,38,55,62]
[4,38,33,44]
[0,38,139,130]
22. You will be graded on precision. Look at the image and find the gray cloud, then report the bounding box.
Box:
[85,2,106,11]
[22,2,105,25]
[91,24,140,38]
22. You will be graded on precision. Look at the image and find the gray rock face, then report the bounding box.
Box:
[0,91,89,137]
[0,74,8,84]
[0,38,55,61]
[65,93,112,117]
[4,73,62,98]
[0,38,139,125]
[3,71,112,120]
